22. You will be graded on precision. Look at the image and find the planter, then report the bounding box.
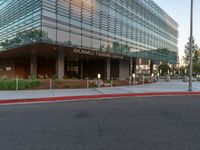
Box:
[182,76,189,82]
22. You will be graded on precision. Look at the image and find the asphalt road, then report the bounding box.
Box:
[1,96,200,150]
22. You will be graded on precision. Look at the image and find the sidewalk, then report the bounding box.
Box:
[0,80,200,100]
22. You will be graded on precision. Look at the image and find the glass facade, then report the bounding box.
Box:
[0,0,178,63]
[0,0,41,49]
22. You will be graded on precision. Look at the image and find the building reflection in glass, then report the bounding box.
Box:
[0,0,178,64]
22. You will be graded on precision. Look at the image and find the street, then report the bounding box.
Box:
[1,96,200,150]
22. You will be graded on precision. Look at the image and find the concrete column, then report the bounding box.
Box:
[106,58,111,80]
[30,53,37,78]
[119,59,129,80]
[150,60,154,75]
[57,49,64,79]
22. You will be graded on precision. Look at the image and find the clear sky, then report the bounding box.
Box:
[153,0,200,64]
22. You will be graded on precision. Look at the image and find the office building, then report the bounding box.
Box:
[0,0,178,79]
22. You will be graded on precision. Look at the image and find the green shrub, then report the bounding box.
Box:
[28,75,36,80]
[0,79,41,90]
[90,82,97,88]
[64,83,70,88]
[0,80,15,90]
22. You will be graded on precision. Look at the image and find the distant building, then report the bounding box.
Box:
[0,0,178,79]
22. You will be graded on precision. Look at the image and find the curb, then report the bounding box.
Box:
[1,92,200,105]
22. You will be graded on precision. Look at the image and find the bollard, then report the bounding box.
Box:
[132,74,136,86]
[157,73,160,81]
[97,74,101,88]
[129,76,131,86]
[98,79,100,88]
[143,75,144,85]
[86,77,89,88]
[151,73,154,83]
[16,76,19,91]
[50,78,52,90]
[111,77,113,87]
[133,77,135,86]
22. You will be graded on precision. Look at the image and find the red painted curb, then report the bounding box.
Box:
[1,92,200,105]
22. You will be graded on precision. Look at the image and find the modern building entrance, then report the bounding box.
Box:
[0,43,134,80]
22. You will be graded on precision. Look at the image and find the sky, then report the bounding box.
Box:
[153,0,200,64]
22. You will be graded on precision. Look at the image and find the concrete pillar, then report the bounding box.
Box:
[30,53,37,78]
[106,58,111,80]
[150,60,154,75]
[57,49,64,79]
[119,59,129,80]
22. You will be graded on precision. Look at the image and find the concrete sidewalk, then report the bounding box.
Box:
[1,81,200,101]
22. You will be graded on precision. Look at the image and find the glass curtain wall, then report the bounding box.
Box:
[0,0,42,51]
[0,0,178,63]
[41,0,178,63]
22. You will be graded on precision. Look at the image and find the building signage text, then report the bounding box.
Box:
[73,48,124,59]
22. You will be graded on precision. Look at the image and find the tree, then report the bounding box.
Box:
[193,49,200,65]
[158,63,171,75]
[183,37,198,65]
[0,29,45,49]
[193,49,200,73]
[183,37,200,74]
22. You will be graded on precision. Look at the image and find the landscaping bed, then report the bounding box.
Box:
[0,79,41,90]
[0,78,156,90]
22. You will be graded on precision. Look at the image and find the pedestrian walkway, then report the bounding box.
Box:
[1,80,200,101]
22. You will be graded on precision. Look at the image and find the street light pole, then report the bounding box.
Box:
[189,0,193,91]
